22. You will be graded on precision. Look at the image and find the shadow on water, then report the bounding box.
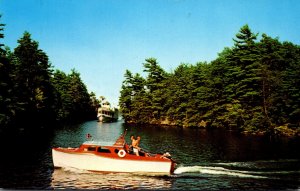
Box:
[0,127,54,189]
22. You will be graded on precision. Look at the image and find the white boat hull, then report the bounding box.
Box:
[52,149,173,175]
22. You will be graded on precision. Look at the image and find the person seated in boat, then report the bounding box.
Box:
[128,135,135,154]
[132,135,141,156]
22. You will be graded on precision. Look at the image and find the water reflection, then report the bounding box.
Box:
[51,169,172,190]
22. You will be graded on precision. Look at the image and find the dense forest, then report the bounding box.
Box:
[119,25,300,137]
[0,17,99,131]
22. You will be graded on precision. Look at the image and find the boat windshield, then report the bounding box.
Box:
[83,140,114,146]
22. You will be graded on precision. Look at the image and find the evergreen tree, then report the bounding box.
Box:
[51,70,72,121]
[13,32,55,126]
[226,25,267,131]
[119,70,134,122]
[279,42,300,126]
[166,64,193,126]
[51,69,95,123]
[68,69,93,120]
[89,91,100,113]
[143,58,167,123]
[0,16,14,127]
[119,69,147,123]
[206,48,233,128]
[143,58,166,92]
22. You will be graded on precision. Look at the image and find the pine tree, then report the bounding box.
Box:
[226,25,267,131]
[13,32,55,126]
[0,16,15,127]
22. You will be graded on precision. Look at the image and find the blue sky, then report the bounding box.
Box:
[1,0,300,107]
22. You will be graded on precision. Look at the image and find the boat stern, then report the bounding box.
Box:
[52,148,60,168]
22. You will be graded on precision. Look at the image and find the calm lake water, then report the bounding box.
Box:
[0,120,299,190]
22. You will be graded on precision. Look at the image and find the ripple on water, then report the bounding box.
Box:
[51,169,173,190]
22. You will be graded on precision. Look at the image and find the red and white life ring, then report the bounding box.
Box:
[118,149,126,158]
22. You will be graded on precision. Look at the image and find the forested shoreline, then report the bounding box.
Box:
[119,25,300,137]
[1,15,300,137]
[0,17,99,131]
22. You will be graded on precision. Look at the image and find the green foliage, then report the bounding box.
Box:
[119,25,300,135]
[143,58,166,92]
[0,18,97,129]
[0,16,14,127]
[51,69,95,122]
[13,31,56,125]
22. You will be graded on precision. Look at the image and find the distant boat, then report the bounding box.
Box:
[97,101,119,122]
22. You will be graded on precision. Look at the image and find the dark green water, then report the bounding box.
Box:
[0,120,299,190]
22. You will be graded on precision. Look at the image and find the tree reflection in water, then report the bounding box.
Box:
[51,168,172,190]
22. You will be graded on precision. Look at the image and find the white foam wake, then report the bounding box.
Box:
[174,166,266,179]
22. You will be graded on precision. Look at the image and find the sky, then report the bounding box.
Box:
[1,0,300,107]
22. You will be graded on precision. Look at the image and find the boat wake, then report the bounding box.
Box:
[174,165,267,179]
[174,159,300,179]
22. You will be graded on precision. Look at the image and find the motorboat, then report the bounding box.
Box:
[52,132,176,175]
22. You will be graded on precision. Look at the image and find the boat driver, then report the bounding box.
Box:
[131,135,141,156]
